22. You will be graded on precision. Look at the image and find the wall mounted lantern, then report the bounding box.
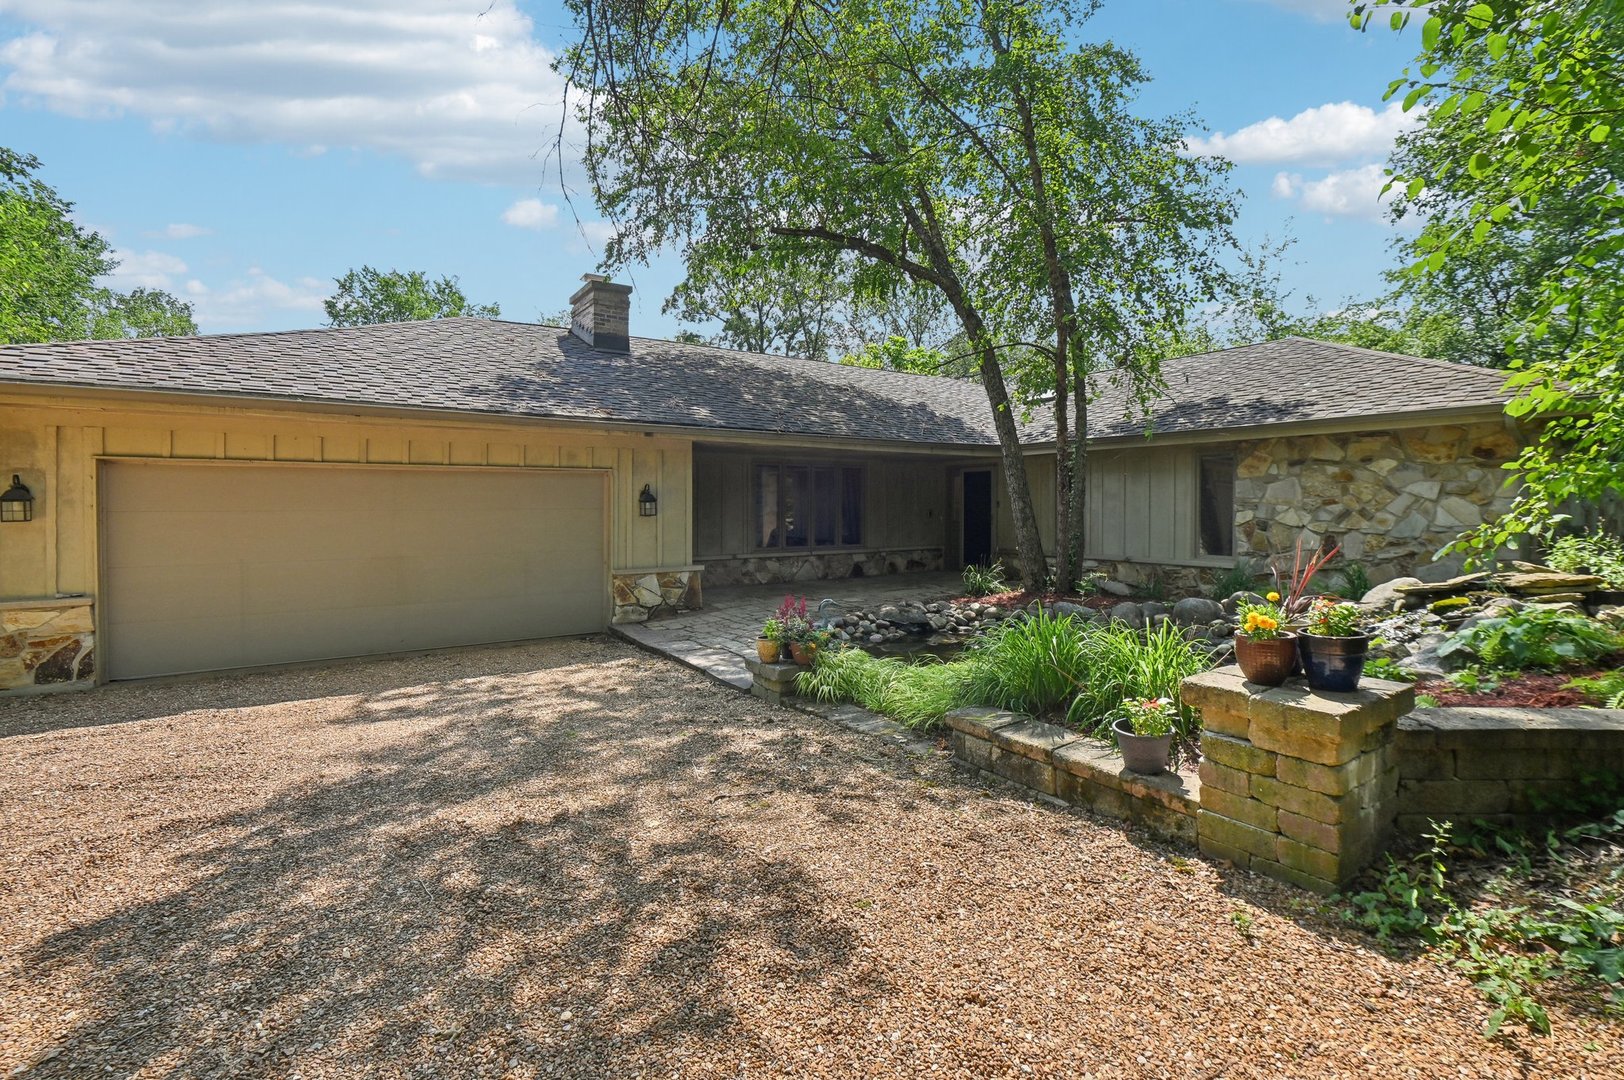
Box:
[638,484,658,518]
[1,475,33,522]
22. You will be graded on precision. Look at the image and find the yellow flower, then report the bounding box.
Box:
[1257,616,1278,631]
[1266,591,1281,602]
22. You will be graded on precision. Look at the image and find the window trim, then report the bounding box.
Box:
[752,460,867,552]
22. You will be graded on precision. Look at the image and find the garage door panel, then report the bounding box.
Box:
[102,463,608,679]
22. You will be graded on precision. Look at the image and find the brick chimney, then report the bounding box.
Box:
[569,273,633,353]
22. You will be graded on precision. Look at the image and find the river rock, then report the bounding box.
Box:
[1097,579,1133,597]
[1171,597,1224,626]
[1359,577,1424,612]
[1108,602,1146,631]
[1495,571,1603,595]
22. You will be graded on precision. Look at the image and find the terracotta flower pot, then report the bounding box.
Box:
[1112,717,1172,776]
[1233,631,1299,687]
[789,641,818,666]
[757,638,781,664]
[1297,632,1371,693]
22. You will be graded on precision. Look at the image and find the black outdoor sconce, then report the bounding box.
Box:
[638,484,658,517]
[1,475,33,522]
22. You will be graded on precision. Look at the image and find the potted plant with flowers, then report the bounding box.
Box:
[758,616,784,664]
[1234,594,1297,686]
[1111,697,1177,775]
[1297,597,1370,692]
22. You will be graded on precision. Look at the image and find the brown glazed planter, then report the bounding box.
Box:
[1233,631,1299,687]
[757,638,781,664]
[789,641,818,667]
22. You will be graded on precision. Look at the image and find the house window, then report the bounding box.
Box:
[1198,454,1235,557]
[755,464,864,549]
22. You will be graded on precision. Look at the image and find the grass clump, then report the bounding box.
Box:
[797,648,984,731]
[961,561,1007,597]
[1065,621,1211,738]
[960,608,1090,716]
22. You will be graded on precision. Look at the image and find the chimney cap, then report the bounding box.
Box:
[581,272,609,283]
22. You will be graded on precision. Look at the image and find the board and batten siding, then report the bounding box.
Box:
[692,447,945,558]
[0,395,693,604]
[996,446,1231,567]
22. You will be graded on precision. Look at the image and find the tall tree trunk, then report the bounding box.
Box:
[1066,358,1089,588]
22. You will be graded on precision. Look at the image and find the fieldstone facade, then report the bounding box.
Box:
[699,547,944,588]
[1,600,96,693]
[611,569,702,624]
[1234,422,1521,584]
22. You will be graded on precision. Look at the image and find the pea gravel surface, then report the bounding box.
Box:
[1,637,1617,1079]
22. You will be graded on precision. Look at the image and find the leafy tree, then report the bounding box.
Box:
[839,335,956,375]
[1,148,197,343]
[323,266,500,327]
[1356,0,1624,548]
[561,0,1233,590]
[667,255,848,359]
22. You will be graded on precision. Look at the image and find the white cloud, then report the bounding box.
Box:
[1271,164,1397,220]
[1186,101,1419,166]
[501,197,559,229]
[145,222,212,239]
[188,268,328,331]
[102,249,188,290]
[0,1,572,185]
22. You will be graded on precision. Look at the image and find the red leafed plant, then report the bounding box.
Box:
[774,595,811,641]
[1271,536,1342,618]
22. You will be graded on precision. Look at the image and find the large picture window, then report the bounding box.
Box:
[1198,453,1236,558]
[755,464,864,549]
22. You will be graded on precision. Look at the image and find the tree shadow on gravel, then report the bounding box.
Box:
[12,643,886,1077]
[0,636,625,738]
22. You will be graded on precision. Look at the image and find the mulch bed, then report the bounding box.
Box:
[1416,667,1615,708]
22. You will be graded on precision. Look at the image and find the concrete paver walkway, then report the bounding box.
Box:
[611,570,965,688]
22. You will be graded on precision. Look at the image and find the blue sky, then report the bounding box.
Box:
[0,0,1425,339]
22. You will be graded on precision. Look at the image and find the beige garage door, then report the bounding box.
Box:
[101,462,607,680]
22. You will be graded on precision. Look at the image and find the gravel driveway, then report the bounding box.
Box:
[2,637,1617,1078]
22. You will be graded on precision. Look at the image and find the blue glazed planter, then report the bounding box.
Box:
[1297,632,1370,693]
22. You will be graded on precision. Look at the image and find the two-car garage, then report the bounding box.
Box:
[99,461,608,680]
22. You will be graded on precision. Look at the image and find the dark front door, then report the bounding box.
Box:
[962,469,993,568]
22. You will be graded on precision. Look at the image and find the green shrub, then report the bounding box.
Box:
[1437,607,1622,672]
[1547,530,1624,589]
[1065,621,1212,738]
[1334,562,1374,601]
[1208,558,1263,600]
[961,561,1007,597]
[962,609,1090,715]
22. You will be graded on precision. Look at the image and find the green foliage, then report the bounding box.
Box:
[840,334,955,375]
[1065,621,1213,738]
[960,561,1008,598]
[1547,531,1624,589]
[323,266,499,327]
[1566,669,1624,708]
[1335,563,1374,601]
[1235,601,1286,640]
[963,610,1091,717]
[1208,559,1263,601]
[1,147,198,343]
[1415,692,1442,708]
[1303,598,1364,638]
[1342,800,1624,1037]
[1357,1,1624,549]
[796,648,979,731]
[669,256,846,359]
[1437,607,1622,672]
[1112,696,1177,738]
[1364,656,1417,682]
[1447,667,1502,694]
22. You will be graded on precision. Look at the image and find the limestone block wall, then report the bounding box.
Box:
[1234,422,1521,584]
[1395,707,1624,833]
[1182,668,1414,893]
[611,569,702,624]
[1,599,95,692]
[699,547,944,588]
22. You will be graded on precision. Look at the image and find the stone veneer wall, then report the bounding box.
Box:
[1234,422,1521,584]
[611,569,702,625]
[1,599,96,693]
[699,547,944,588]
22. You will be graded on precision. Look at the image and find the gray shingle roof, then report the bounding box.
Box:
[0,323,1510,446]
[1034,336,1511,442]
